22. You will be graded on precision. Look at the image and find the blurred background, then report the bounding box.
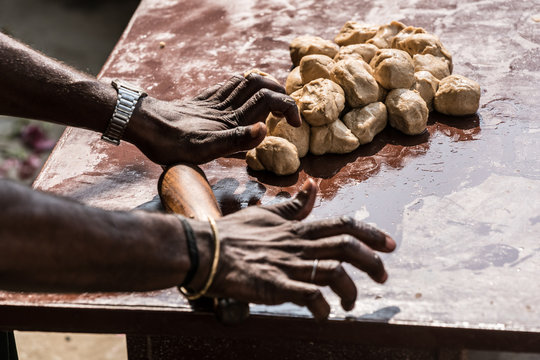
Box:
[0,0,139,185]
[1,0,139,358]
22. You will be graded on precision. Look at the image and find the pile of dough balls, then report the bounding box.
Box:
[246,21,481,176]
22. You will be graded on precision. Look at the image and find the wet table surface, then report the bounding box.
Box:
[1,0,539,351]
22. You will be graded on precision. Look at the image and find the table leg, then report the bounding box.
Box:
[0,331,18,360]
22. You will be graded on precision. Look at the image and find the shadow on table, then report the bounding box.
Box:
[348,305,401,322]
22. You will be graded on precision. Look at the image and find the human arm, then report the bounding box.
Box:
[0,32,300,165]
[0,178,395,319]
[0,179,193,292]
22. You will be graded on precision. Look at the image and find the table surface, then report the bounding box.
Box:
[1,0,539,351]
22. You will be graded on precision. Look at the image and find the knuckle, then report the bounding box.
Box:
[359,221,374,232]
[359,221,381,240]
[282,94,297,107]
[250,90,265,104]
[259,88,273,99]
[328,261,345,280]
[373,253,383,267]
[245,72,261,82]
[223,111,237,124]
[290,221,302,235]
[339,215,355,228]
[366,223,385,244]
[234,79,249,94]
[231,74,244,82]
[231,127,244,144]
[339,235,357,251]
[187,131,207,145]
[232,109,244,122]
[369,253,384,273]
[303,287,323,302]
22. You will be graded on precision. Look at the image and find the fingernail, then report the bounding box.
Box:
[301,179,312,192]
[297,179,316,199]
[302,178,318,192]
[384,235,397,252]
[379,271,388,284]
[250,123,266,139]
[342,300,355,311]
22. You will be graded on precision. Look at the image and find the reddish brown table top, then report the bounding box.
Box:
[1,0,539,351]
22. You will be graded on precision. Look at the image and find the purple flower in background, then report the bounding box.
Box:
[21,125,56,153]
[18,154,42,180]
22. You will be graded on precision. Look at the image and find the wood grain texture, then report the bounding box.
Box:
[158,164,222,220]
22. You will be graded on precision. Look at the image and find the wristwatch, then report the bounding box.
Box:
[101,79,147,145]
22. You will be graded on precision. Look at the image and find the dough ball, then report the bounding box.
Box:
[391,26,426,48]
[266,113,311,158]
[334,21,378,46]
[343,102,388,145]
[299,54,335,83]
[244,69,280,85]
[412,71,440,111]
[330,59,379,107]
[392,32,453,73]
[285,67,303,95]
[246,148,264,171]
[413,54,450,80]
[333,43,379,63]
[248,136,300,176]
[291,79,345,127]
[434,75,481,116]
[366,21,406,49]
[310,119,360,155]
[370,49,415,89]
[290,36,339,67]
[385,89,429,135]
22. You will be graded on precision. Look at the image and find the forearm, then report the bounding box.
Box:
[0,180,198,293]
[0,32,116,132]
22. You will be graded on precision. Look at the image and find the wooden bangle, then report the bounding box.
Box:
[179,216,220,300]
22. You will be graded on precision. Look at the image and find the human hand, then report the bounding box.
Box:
[188,179,396,320]
[125,73,300,165]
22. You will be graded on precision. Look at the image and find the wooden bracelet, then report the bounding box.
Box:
[179,216,220,300]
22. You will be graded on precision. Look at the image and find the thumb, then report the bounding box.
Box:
[265,179,318,220]
[208,122,267,156]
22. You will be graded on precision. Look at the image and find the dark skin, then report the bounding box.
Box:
[127,74,301,165]
[0,33,396,320]
[200,180,394,319]
[0,33,300,165]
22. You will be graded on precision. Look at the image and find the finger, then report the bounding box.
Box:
[193,83,224,101]
[198,123,267,160]
[301,235,388,284]
[284,260,357,311]
[279,279,330,321]
[293,216,396,252]
[234,88,301,127]
[264,179,317,220]
[194,75,244,102]
[221,73,286,109]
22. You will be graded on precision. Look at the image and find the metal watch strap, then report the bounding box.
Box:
[101,80,147,146]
